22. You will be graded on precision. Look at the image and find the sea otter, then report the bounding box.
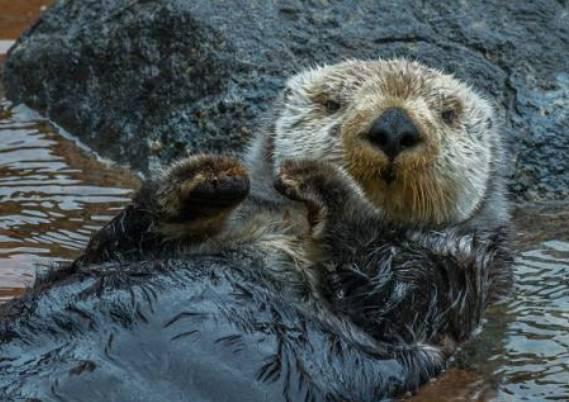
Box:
[0,59,513,401]
[77,57,512,304]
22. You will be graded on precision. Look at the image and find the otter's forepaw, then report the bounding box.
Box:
[274,159,364,232]
[274,160,341,229]
[275,159,361,203]
[156,155,250,223]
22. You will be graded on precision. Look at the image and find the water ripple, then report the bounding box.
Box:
[0,99,139,297]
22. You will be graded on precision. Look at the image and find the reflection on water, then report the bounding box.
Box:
[411,206,569,401]
[0,99,139,301]
[497,239,569,399]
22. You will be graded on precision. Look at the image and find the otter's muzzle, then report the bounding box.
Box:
[367,107,421,160]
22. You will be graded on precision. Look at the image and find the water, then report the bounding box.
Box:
[409,207,569,401]
[0,99,139,301]
[500,243,569,399]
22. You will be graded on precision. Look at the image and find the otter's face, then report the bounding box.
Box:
[273,59,499,226]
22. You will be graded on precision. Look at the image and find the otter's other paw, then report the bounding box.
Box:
[274,160,336,230]
[274,159,366,232]
[275,160,335,200]
[156,155,250,223]
[274,159,366,206]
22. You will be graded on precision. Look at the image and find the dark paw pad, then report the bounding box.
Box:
[188,173,250,208]
[157,155,250,221]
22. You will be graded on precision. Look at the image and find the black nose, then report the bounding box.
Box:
[367,108,421,159]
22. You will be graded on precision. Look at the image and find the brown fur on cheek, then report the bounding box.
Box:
[383,168,459,225]
[345,158,459,226]
[339,103,462,225]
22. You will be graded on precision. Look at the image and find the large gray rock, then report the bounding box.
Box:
[3,0,569,200]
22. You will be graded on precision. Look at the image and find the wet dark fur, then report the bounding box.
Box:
[0,159,513,402]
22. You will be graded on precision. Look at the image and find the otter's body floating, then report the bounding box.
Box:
[0,224,511,401]
[0,59,513,401]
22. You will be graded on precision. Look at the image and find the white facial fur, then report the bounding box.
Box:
[257,59,503,226]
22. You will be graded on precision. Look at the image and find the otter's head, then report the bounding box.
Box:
[272,59,504,227]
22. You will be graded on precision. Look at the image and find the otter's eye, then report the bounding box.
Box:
[325,100,341,114]
[441,109,456,125]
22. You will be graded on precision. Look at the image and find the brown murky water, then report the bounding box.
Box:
[0,99,139,301]
[1,2,568,401]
